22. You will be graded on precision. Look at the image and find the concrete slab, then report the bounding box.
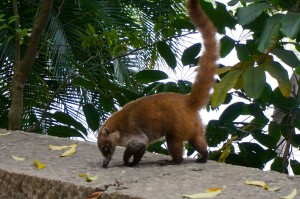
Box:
[0,129,299,199]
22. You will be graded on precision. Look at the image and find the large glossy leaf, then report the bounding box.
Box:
[220,36,235,58]
[83,103,100,132]
[290,160,300,175]
[157,41,176,69]
[265,61,291,97]
[219,102,246,123]
[51,111,87,136]
[258,14,283,53]
[280,12,300,39]
[238,142,267,169]
[199,1,236,33]
[242,66,266,99]
[135,70,168,84]
[252,132,277,149]
[206,120,230,147]
[212,69,243,108]
[271,157,284,173]
[237,3,273,26]
[268,121,281,143]
[235,44,250,61]
[271,48,300,68]
[181,43,201,66]
[271,88,297,110]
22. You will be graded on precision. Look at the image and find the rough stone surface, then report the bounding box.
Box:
[0,129,299,199]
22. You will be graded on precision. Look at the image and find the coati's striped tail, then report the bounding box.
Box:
[186,0,219,110]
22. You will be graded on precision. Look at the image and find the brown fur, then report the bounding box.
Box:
[98,0,219,167]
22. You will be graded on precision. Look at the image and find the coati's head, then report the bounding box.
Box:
[97,127,120,168]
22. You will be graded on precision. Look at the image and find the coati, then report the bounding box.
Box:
[98,0,219,168]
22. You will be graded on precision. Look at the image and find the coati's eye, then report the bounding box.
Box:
[99,143,111,156]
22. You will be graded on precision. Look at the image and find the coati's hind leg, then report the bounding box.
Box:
[188,127,208,163]
[166,136,184,164]
[123,141,146,166]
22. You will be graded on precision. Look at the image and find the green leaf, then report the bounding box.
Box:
[51,112,87,136]
[135,70,168,84]
[258,14,283,53]
[219,102,246,123]
[268,121,281,143]
[220,36,235,58]
[147,140,169,155]
[271,48,300,68]
[206,120,229,147]
[157,41,176,69]
[235,44,250,61]
[181,43,201,66]
[280,12,300,39]
[72,76,96,90]
[256,84,272,106]
[271,88,297,110]
[178,80,191,94]
[237,3,273,26]
[292,134,300,148]
[238,142,266,169]
[242,66,266,99]
[211,69,243,108]
[99,95,114,112]
[252,132,277,149]
[47,125,85,139]
[265,61,291,97]
[83,103,100,132]
[271,157,284,173]
[248,104,269,126]
[290,160,300,175]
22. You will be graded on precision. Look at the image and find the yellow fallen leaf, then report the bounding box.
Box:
[12,155,26,161]
[79,173,89,178]
[245,180,269,190]
[49,143,77,150]
[86,175,98,182]
[79,173,98,182]
[0,131,11,136]
[207,188,222,192]
[60,145,77,157]
[280,189,297,199]
[33,159,46,169]
[269,187,281,192]
[183,188,222,198]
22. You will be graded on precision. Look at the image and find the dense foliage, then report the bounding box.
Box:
[0,0,299,174]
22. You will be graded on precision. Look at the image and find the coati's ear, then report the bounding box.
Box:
[101,127,110,136]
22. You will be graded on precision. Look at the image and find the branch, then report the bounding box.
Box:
[20,0,54,79]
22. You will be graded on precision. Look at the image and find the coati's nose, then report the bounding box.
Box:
[102,155,111,168]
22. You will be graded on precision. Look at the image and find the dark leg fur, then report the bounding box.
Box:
[188,129,208,163]
[123,142,146,166]
[166,136,183,164]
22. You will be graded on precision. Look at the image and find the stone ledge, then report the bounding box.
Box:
[0,129,299,199]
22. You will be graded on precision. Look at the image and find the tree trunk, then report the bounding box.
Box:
[8,0,54,130]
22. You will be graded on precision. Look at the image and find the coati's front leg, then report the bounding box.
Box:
[123,141,146,166]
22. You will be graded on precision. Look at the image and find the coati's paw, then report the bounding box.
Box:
[196,157,207,163]
[124,161,139,167]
